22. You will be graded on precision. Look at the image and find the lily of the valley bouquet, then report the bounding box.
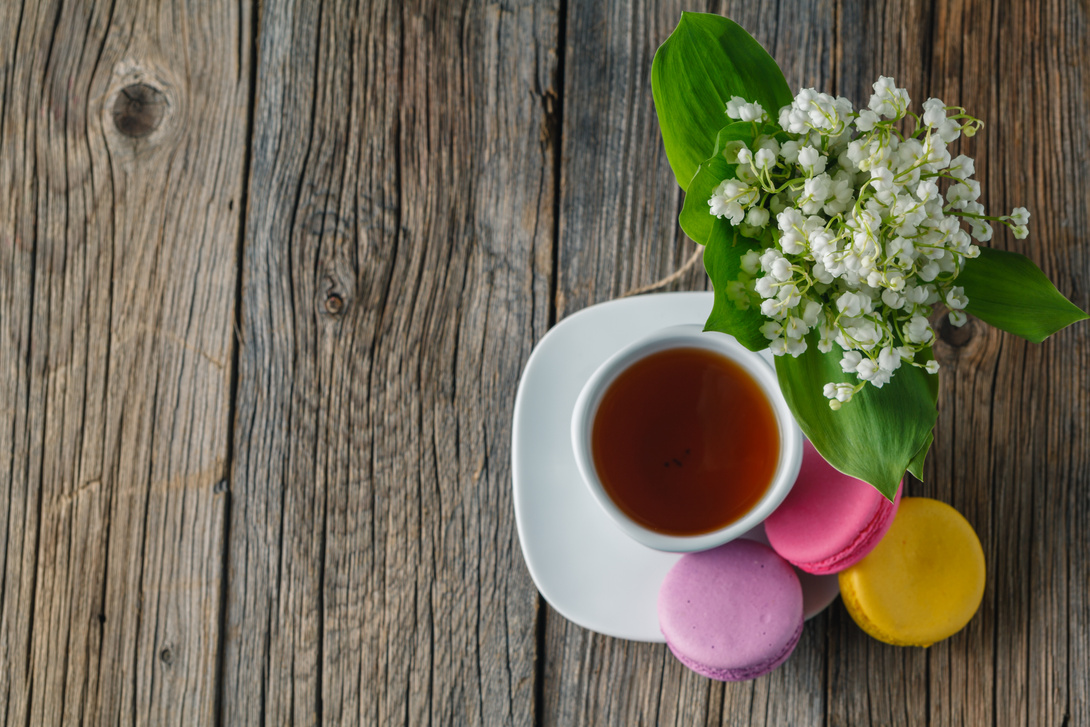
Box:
[652,13,1087,498]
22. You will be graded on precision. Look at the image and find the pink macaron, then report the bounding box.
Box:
[764,440,902,575]
[657,539,803,681]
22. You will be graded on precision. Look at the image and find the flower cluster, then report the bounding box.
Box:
[709,77,1031,408]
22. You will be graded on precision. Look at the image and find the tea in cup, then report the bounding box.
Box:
[571,324,802,552]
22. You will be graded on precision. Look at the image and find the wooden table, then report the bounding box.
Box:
[1,0,1087,724]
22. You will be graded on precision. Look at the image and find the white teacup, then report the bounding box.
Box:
[571,324,802,552]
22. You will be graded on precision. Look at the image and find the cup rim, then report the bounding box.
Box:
[571,324,802,552]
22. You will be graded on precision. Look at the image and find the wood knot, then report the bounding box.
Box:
[324,292,346,316]
[112,84,167,138]
[937,314,975,348]
[159,644,174,666]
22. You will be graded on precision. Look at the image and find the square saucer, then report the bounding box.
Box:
[512,293,836,641]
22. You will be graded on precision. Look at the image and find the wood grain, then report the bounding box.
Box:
[222,0,556,724]
[1,0,1087,724]
[0,0,250,724]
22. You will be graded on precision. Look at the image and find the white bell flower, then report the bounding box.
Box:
[869,369,893,388]
[949,154,975,180]
[801,299,822,327]
[836,291,868,318]
[969,219,993,242]
[855,109,880,131]
[760,246,783,271]
[798,145,827,176]
[937,118,961,143]
[740,249,761,275]
[785,316,808,339]
[746,206,770,228]
[725,96,747,118]
[882,288,906,310]
[812,261,835,285]
[855,358,878,381]
[840,350,862,373]
[784,337,808,357]
[726,96,766,122]
[754,147,777,171]
[945,287,968,310]
[878,346,902,372]
[761,320,783,340]
[868,76,909,118]
[916,179,939,203]
[780,140,801,164]
[777,283,802,308]
[918,261,940,281]
[770,257,793,282]
[904,315,934,344]
[922,98,947,127]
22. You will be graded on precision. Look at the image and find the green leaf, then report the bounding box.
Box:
[907,431,933,481]
[679,154,732,247]
[959,246,1088,343]
[702,224,767,351]
[678,124,766,349]
[651,12,792,190]
[712,122,759,158]
[775,340,939,499]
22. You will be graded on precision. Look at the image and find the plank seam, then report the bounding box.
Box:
[535,0,566,724]
[214,0,259,722]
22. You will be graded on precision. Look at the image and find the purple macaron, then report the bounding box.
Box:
[657,539,804,681]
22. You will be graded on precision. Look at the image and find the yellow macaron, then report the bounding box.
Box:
[838,497,985,647]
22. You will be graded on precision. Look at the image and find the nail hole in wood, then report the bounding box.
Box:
[112,84,167,138]
[160,644,174,665]
[325,293,345,315]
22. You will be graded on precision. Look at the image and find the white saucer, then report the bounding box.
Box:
[512,292,838,642]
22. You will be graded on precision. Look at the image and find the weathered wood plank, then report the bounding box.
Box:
[544,1,834,724]
[223,0,557,724]
[0,0,249,724]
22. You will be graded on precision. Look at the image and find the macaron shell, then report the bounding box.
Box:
[802,482,901,574]
[667,619,803,682]
[765,440,901,574]
[838,497,986,647]
[658,540,803,680]
[740,523,840,620]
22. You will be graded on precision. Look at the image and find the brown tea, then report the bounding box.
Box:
[591,347,779,536]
